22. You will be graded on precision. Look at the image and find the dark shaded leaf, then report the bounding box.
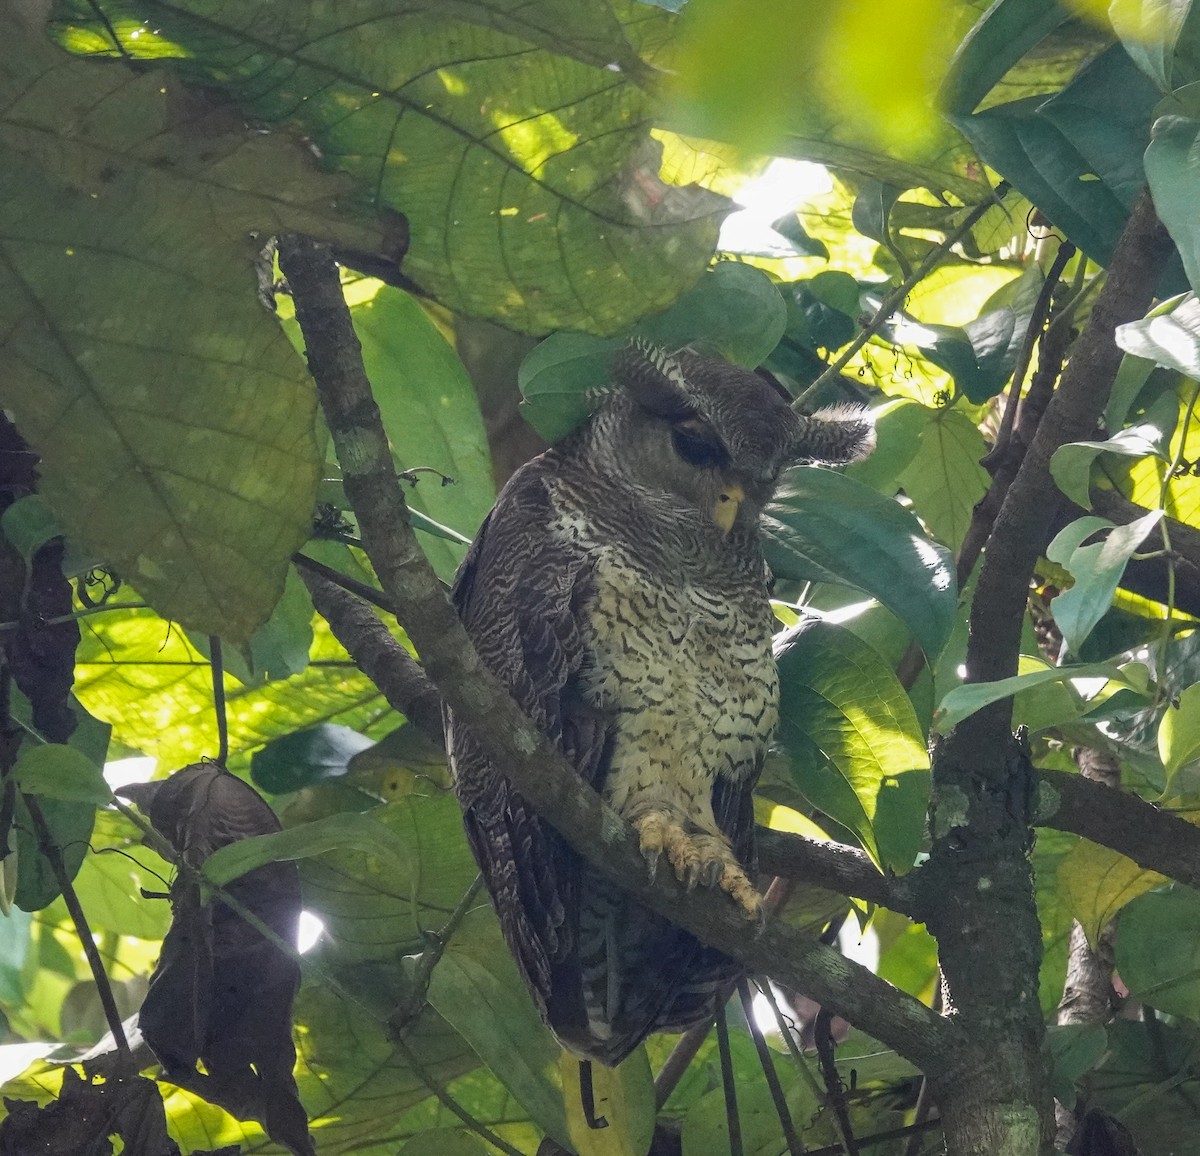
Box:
[763,467,956,659]
[250,724,375,795]
[125,764,312,1156]
[519,263,787,439]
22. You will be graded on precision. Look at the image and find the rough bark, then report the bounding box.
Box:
[922,191,1174,1156]
[276,233,963,1079]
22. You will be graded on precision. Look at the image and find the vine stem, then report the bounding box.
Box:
[23,794,130,1059]
[1154,380,1200,705]
[793,187,1007,409]
[0,602,149,634]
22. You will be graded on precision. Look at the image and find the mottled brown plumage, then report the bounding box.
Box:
[448,342,873,1065]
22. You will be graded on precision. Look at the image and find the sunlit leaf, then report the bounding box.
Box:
[774,619,930,871]
[1050,393,1175,507]
[896,407,989,552]
[1159,682,1200,788]
[0,13,345,640]
[54,0,727,334]
[1047,510,1163,654]
[1058,839,1167,947]
[1116,293,1200,378]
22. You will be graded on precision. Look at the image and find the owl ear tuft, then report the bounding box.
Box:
[613,339,696,421]
[791,404,876,464]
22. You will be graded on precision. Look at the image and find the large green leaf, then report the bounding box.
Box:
[0,13,356,641]
[1058,838,1166,948]
[774,619,930,871]
[1117,886,1200,1018]
[948,45,1161,268]
[73,592,398,770]
[54,0,727,335]
[896,406,990,553]
[762,467,956,660]
[518,262,787,441]
[427,915,571,1148]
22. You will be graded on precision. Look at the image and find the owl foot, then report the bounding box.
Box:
[633,813,763,921]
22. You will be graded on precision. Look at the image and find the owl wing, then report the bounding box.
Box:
[448,461,609,1027]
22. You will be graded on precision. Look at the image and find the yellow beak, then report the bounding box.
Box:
[713,484,745,533]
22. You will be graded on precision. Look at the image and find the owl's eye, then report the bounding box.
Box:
[671,424,729,468]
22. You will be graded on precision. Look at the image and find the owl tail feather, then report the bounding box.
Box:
[791,403,875,464]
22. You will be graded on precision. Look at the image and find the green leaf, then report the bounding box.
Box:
[250,723,375,795]
[843,399,928,494]
[948,43,1164,268]
[347,282,496,577]
[895,407,989,552]
[1046,1023,1107,1108]
[1110,0,1200,90]
[559,1047,655,1156]
[427,920,570,1148]
[520,263,787,439]
[0,496,60,564]
[1117,886,1200,1017]
[11,744,110,806]
[13,794,96,913]
[851,181,903,248]
[1058,839,1166,948]
[54,813,173,940]
[398,1131,488,1156]
[1,13,339,642]
[938,0,1069,116]
[763,467,956,660]
[56,0,725,335]
[679,1033,819,1156]
[933,661,1129,732]
[1116,292,1200,378]
[875,267,1043,404]
[774,619,930,871]
[1105,353,1158,432]
[1158,681,1200,787]
[1047,510,1164,655]
[1050,394,1176,508]
[203,810,414,888]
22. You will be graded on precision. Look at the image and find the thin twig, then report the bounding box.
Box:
[794,188,1008,409]
[209,635,228,765]
[815,1008,858,1156]
[0,603,149,633]
[738,978,805,1154]
[716,999,744,1156]
[984,239,1077,469]
[653,876,795,1108]
[806,1117,942,1155]
[24,794,130,1059]
[758,980,825,1103]
[293,551,394,614]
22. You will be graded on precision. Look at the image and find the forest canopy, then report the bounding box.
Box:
[3,1,1200,1154]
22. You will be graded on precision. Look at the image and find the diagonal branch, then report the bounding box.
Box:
[276,233,963,1078]
[296,517,919,914]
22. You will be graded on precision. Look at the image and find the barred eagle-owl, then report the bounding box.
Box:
[447,342,873,1065]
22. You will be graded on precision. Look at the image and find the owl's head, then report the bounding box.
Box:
[597,340,874,534]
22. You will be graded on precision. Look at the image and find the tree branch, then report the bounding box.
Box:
[293,557,444,745]
[276,233,963,1078]
[298,548,916,914]
[966,190,1174,692]
[1036,766,1200,889]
